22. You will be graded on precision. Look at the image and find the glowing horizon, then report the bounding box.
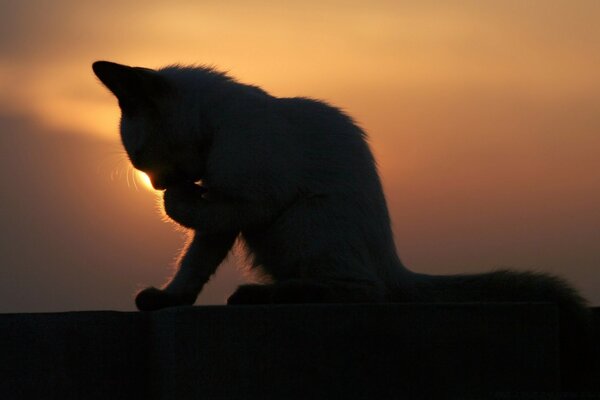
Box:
[135,170,155,192]
[1,1,599,310]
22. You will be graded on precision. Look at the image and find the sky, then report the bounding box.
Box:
[0,1,599,312]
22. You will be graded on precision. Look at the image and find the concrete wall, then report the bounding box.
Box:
[1,304,597,399]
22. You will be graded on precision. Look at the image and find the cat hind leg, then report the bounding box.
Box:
[227,279,385,305]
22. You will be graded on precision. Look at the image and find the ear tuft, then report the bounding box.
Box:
[92,61,136,97]
[92,60,169,114]
[92,61,122,79]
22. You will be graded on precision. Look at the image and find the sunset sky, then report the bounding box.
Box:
[1,1,599,312]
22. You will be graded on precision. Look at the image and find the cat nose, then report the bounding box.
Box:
[149,173,176,190]
[151,180,167,190]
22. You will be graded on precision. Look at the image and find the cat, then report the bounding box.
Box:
[91,60,590,309]
[92,62,591,378]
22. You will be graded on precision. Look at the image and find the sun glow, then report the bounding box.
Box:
[135,170,154,191]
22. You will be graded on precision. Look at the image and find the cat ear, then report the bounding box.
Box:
[92,61,169,114]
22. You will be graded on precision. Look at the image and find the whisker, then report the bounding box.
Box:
[125,164,131,188]
[131,166,139,191]
[99,148,151,193]
[99,150,130,186]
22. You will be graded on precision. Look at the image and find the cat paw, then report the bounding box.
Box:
[227,284,274,305]
[163,184,206,228]
[135,287,195,311]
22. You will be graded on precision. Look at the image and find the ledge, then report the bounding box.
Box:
[1,304,598,399]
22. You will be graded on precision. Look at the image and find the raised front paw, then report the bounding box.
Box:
[135,287,196,311]
[163,184,206,228]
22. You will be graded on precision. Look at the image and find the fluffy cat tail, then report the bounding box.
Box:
[396,269,586,312]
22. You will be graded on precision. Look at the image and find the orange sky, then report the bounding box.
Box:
[0,1,599,310]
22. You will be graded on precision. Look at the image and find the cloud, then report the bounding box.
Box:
[1,1,599,140]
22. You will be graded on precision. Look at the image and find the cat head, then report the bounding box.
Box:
[93,61,208,189]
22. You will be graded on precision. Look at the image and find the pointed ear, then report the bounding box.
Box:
[92,61,169,114]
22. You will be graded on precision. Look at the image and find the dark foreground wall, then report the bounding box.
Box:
[0,304,598,399]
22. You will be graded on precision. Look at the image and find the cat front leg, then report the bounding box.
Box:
[136,230,237,311]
